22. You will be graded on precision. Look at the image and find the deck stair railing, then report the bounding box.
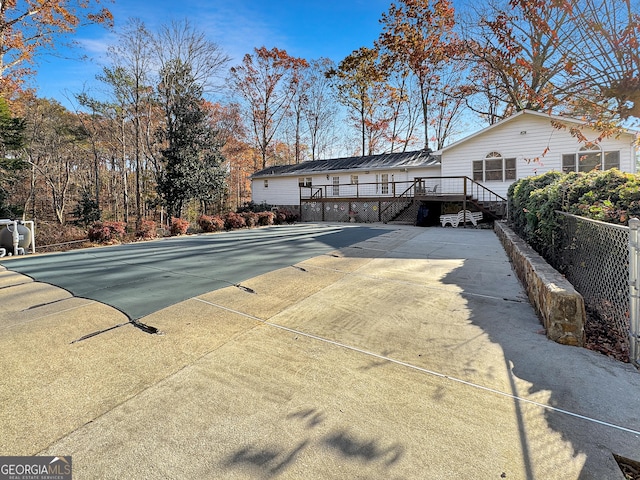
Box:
[379,180,419,223]
[463,178,507,219]
[299,177,508,222]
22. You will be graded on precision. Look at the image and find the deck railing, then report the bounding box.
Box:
[300,176,507,222]
[301,177,505,202]
[300,180,410,200]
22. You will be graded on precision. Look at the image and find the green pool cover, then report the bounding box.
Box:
[2,224,387,320]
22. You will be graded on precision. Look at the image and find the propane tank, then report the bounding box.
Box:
[0,221,32,255]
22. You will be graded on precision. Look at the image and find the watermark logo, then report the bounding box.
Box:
[0,456,72,480]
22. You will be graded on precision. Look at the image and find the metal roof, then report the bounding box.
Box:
[251,150,441,178]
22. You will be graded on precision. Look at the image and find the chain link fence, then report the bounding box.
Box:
[553,212,638,364]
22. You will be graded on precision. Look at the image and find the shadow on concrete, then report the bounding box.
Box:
[323,430,404,466]
[439,248,640,479]
[222,427,404,478]
[223,440,310,478]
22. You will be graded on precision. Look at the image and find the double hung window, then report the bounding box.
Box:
[562,144,620,173]
[473,152,516,182]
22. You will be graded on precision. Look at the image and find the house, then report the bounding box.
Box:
[439,109,637,198]
[250,110,638,224]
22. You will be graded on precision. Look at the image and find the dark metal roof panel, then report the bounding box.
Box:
[251,150,441,177]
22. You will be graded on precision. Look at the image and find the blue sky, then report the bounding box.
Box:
[33,0,395,103]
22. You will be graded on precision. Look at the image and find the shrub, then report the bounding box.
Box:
[242,211,259,228]
[73,191,101,226]
[237,201,273,213]
[170,217,190,236]
[508,168,640,261]
[257,211,275,226]
[224,212,246,230]
[88,221,126,243]
[135,219,158,240]
[273,208,299,225]
[198,214,224,233]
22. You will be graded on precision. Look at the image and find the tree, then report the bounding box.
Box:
[383,67,423,152]
[378,0,459,149]
[229,47,307,170]
[23,98,89,224]
[428,65,466,150]
[0,0,112,89]
[206,101,252,211]
[0,97,26,217]
[303,58,339,160]
[106,18,154,222]
[464,0,640,125]
[82,67,136,223]
[547,0,640,121]
[463,0,573,118]
[286,58,310,164]
[327,47,392,156]
[156,60,226,219]
[152,19,230,94]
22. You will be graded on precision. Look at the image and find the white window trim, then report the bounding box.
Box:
[562,145,620,173]
[474,153,516,182]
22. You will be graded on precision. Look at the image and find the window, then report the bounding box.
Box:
[332,176,340,196]
[474,152,516,182]
[505,158,516,179]
[473,161,483,181]
[350,175,359,185]
[485,158,503,181]
[605,151,620,170]
[264,180,269,188]
[562,145,621,173]
[298,177,312,187]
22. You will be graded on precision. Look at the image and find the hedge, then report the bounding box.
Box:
[508,169,640,259]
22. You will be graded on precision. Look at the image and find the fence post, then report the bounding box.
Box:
[629,218,640,365]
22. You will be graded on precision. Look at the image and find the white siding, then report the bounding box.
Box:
[442,112,636,198]
[251,165,442,206]
[251,177,300,205]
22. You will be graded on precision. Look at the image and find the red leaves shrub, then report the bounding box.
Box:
[224,212,246,230]
[198,215,224,233]
[136,219,158,240]
[273,208,299,224]
[170,217,190,236]
[88,221,126,243]
[257,211,275,226]
[242,211,259,227]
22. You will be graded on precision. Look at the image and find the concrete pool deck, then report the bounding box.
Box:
[1,224,639,479]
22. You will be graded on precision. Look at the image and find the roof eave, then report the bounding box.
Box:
[250,162,441,179]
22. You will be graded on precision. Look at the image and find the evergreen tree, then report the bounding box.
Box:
[156,60,226,219]
[0,98,26,217]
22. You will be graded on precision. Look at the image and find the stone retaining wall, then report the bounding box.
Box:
[495,221,586,347]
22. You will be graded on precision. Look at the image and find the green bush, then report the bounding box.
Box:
[237,201,273,213]
[508,168,640,259]
[73,191,101,226]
